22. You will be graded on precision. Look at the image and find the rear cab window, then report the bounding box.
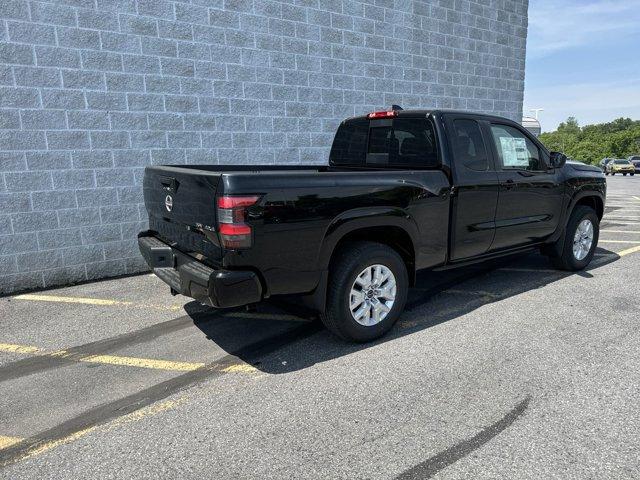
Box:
[329,116,439,169]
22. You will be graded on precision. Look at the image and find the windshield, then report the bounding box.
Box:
[614,160,631,164]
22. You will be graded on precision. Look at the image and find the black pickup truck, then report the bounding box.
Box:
[138,108,606,342]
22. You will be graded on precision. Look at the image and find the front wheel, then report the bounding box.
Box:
[549,206,599,271]
[623,173,627,176]
[321,241,408,342]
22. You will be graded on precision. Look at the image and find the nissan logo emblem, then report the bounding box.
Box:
[165,194,173,212]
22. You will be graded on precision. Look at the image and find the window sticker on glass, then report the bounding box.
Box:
[499,137,529,167]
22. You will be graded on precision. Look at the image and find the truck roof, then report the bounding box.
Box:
[344,108,514,123]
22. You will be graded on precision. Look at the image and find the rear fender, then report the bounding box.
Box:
[317,207,419,271]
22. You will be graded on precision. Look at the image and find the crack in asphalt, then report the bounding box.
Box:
[395,396,532,480]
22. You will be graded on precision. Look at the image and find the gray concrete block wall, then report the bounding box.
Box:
[0,0,528,294]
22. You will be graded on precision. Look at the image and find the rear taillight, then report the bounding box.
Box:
[216,195,260,249]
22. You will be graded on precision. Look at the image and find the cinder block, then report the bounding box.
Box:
[41,89,86,109]
[77,9,119,31]
[0,86,40,108]
[138,0,174,18]
[58,207,100,228]
[26,151,71,171]
[62,244,104,265]
[1,0,30,21]
[86,92,127,110]
[0,130,46,150]
[30,2,77,26]
[130,131,167,148]
[32,190,77,211]
[14,66,61,88]
[101,32,141,54]
[0,232,39,255]
[62,70,105,90]
[0,272,44,293]
[11,211,59,232]
[8,21,56,45]
[165,94,198,113]
[72,151,113,169]
[46,131,90,150]
[35,46,80,68]
[91,131,131,149]
[42,265,87,288]
[81,50,123,72]
[0,110,20,129]
[119,14,158,36]
[106,72,145,92]
[52,169,95,189]
[16,249,64,272]
[57,27,101,50]
[67,110,110,130]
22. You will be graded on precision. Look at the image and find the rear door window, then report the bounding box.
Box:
[366,118,438,168]
[451,119,489,171]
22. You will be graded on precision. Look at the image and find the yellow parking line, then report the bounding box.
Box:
[0,435,22,450]
[79,354,206,372]
[11,293,302,321]
[12,294,183,311]
[0,341,257,374]
[599,240,640,244]
[0,343,43,354]
[13,294,133,306]
[618,245,640,257]
[633,196,640,201]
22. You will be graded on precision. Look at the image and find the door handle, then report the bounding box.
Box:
[503,179,515,190]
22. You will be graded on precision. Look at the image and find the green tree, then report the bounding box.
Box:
[538,117,640,165]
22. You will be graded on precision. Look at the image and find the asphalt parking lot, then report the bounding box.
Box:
[1,175,639,479]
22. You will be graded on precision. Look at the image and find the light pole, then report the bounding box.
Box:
[530,108,544,120]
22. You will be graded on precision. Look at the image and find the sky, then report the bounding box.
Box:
[523,0,640,132]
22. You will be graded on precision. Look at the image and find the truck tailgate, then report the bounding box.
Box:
[143,166,222,263]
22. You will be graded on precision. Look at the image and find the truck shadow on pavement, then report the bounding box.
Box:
[187,248,620,375]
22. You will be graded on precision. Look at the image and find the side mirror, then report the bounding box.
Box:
[549,151,567,168]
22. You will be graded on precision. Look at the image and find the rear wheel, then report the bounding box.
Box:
[549,206,599,271]
[321,241,408,342]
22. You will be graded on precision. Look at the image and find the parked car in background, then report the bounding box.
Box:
[138,108,606,342]
[605,159,635,176]
[628,156,640,173]
[599,158,614,172]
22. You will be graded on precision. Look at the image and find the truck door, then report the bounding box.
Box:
[486,122,564,250]
[445,116,500,260]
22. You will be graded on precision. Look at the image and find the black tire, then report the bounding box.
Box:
[604,172,609,175]
[321,241,408,342]
[611,172,615,175]
[623,173,627,176]
[550,206,599,271]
